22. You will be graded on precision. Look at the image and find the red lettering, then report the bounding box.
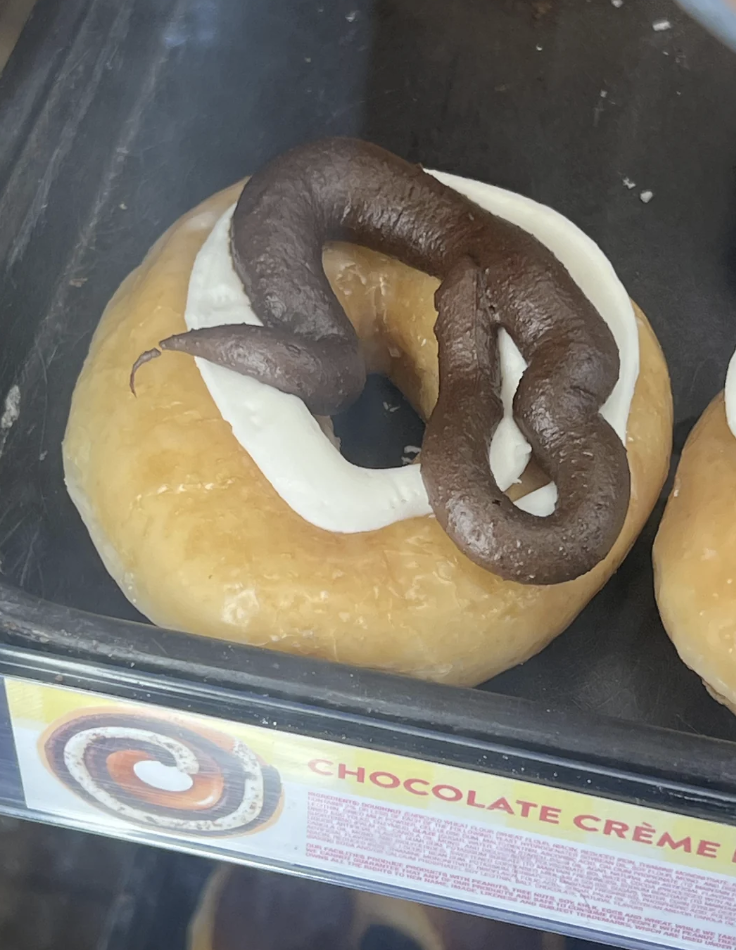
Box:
[516,800,538,818]
[403,778,429,796]
[657,833,692,853]
[632,823,656,845]
[338,764,365,783]
[697,840,720,859]
[467,790,486,809]
[540,806,561,825]
[370,771,400,789]
[604,820,630,839]
[487,797,514,814]
[433,784,463,802]
[574,814,600,831]
[308,759,333,776]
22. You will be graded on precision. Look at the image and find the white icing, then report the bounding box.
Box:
[725,351,736,438]
[133,760,195,792]
[185,173,639,533]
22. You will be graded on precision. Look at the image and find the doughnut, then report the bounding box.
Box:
[63,139,672,685]
[40,709,282,835]
[654,363,736,713]
[188,864,566,950]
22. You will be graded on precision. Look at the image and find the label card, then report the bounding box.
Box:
[4,676,736,949]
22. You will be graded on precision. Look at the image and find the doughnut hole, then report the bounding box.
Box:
[323,242,549,499]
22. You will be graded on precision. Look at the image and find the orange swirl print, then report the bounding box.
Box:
[41,710,282,836]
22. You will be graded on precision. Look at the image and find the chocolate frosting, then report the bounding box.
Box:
[132,138,629,584]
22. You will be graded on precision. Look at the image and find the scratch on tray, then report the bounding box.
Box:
[0,384,21,458]
[150,635,171,658]
[0,512,27,557]
[593,90,608,127]
[4,2,136,268]
[18,522,41,590]
[12,0,190,380]
[0,385,20,431]
[32,338,52,455]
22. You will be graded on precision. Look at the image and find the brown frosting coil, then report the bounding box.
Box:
[42,712,282,836]
[135,138,629,584]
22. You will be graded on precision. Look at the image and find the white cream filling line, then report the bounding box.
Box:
[724,351,736,438]
[185,172,639,533]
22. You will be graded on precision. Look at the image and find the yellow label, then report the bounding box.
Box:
[5,676,736,950]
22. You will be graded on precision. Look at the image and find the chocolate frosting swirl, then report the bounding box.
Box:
[44,713,281,835]
[132,138,629,584]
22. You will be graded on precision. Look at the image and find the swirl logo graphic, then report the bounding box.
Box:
[41,711,282,836]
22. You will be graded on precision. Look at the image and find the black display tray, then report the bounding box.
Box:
[0,0,736,849]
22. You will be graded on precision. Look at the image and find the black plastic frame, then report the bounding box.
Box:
[2,579,736,827]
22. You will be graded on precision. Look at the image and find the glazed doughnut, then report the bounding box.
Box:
[40,709,282,835]
[654,382,736,713]
[63,140,672,685]
[188,864,566,950]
